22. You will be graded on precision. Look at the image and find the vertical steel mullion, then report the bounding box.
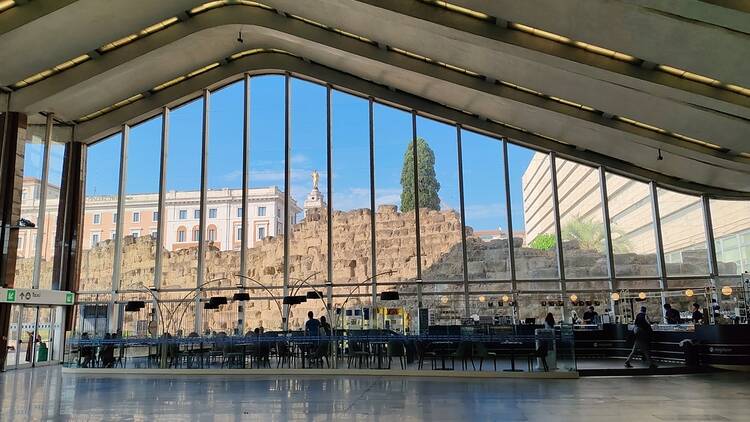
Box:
[412,111,423,308]
[238,75,251,334]
[282,73,291,330]
[548,152,567,319]
[195,89,210,334]
[502,139,517,290]
[598,167,617,314]
[702,195,720,315]
[456,125,470,317]
[649,182,668,315]
[32,113,53,289]
[110,125,128,333]
[369,97,377,308]
[326,85,334,315]
[153,107,169,329]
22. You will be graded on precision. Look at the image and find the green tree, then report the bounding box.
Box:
[400,137,440,212]
[529,233,556,250]
[561,216,632,253]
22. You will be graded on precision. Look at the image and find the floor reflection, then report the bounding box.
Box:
[1,366,749,421]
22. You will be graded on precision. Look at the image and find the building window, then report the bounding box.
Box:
[258,206,266,217]
[131,231,139,239]
[209,208,217,218]
[113,212,118,223]
[258,226,266,240]
[179,209,187,220]
[237,207,243,218]
[177,229,186,242]
[93,213,101,225]
[152,211,159,221]
[237,227,243,241]
[192,228,199,241]
[110,231,116,240]
[208,228,216,242]
[92,233,100,246]
[151,230,157,238]
[132,212,140,223]
[194,209,200,219]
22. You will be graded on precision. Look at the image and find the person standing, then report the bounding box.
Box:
[691,303,704,324]
[543,313,555,330]
[582,306,598,324]
[305,311,321,337]
[319,315,332,336]
[663,303,681,324]
[625,306,657,369]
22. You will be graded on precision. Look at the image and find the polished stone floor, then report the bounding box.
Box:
[1,366,748,421]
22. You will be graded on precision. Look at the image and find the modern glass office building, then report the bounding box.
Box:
[0,1,749,419]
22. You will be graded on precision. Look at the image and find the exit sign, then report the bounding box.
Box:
[0,288,75,306]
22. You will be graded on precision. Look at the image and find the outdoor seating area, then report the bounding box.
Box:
[63,331,571,373]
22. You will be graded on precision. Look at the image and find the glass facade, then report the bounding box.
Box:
[55,73,748,334]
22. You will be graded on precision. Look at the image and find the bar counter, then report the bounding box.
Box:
[574,323,750,368]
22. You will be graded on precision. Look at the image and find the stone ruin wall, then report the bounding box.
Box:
[16,205,735,332]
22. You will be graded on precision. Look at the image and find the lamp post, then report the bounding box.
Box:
[172,277,231,335]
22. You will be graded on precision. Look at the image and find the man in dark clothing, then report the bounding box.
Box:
[625,306,657,369]
[663,303,681,324]
[305,311,321,337]
[582,306,598,324]
[691,303,704,324]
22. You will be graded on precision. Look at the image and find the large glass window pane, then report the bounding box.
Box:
[373,103,416,283]
[507,146,559,279]
[15,117,46,289]
[416,116,464,282]
[658,188,709,276]
[163,98,203,293]
[38,124,69,290]
[245,75,286,330]
[120,116,161,290]
[288,78,328,289]
[331,90,372,284]
[710,199,750,274]
[80,133,122,292]
[606,173,658,277]
[555,158,608,279]
[460,129,510,281]
[204,81,244,332]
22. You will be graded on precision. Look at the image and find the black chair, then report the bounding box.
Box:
[311,340,331,368]
[275,341,294,368]
[415,341,438,370]
[347,340,370,369]
[452,341,475,371]
[387,340,407,370]
[473,343,497,371]
[527,341,549,372]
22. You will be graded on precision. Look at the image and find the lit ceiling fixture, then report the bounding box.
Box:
[0,0,15,14]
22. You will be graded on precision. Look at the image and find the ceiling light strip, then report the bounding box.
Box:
[420,0,749,97]
[0,0,15,13]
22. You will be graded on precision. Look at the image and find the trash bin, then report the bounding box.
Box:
[679,339,699,367]
[535,328,557,371]
[37,342,48,362]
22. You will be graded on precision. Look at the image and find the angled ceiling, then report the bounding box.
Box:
[0,0,748,196]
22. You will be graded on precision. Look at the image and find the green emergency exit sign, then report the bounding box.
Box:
[6,289,15,302]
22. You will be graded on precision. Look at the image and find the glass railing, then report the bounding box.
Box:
[62,330,576,373]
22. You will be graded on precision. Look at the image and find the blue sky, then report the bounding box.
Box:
[83,75,535,231]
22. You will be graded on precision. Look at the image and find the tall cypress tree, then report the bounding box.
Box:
[400,137,440,212]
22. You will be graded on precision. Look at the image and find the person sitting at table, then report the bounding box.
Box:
[543,313,555,329]
[691,303,704,324]
[305,311,321,337]
[663,303,681,324]
[582,306,598,324]
[320,315,332,336]
[570,311,580,325]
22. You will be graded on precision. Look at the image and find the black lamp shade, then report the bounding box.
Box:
[204,302,218,310]
[282,295,307,305]
[233,293,251,301]
[124,301,145,312]
[380,291,399,301]
[306,291,322,299]
[209,296,228,306]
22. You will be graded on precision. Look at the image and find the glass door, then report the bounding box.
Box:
[16,306,38,368]
[33,306,57,366]
[3,306,22,369]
